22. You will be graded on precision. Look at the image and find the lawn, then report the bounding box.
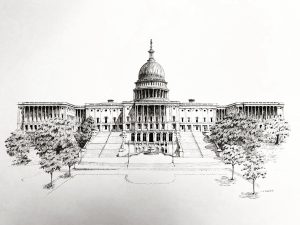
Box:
[0,139,299,225]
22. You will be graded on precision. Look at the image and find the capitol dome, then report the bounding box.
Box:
[138,60,165,80]
[138,40,165,81]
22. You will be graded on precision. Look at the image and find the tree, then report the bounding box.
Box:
[209,113,263,151]
[35,119,76,187]
[222,144,245,180]
[263,117,290,145]
[242,150,267,194]
[61,139,80,177]
[75,116,97,148]
[5,130,31,165]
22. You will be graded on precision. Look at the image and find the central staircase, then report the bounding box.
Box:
[192,132,216,158]
[99,132,123,158]
[80,131,123,161]
[180,132,203,158]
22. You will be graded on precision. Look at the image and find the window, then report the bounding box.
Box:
[104,117,108,123]
[127,116,130,122]
[137,133,141,142]
[173,116,176,122]
[97,118,100,123]
[181,117,184,122]
[138,124,141,129]
[210,117,213,122]
[138,116,141,122]
[163,133,166,141]
[156,133,160,141]
[162,124,165,129]
[187,117,190,122]
[204,117,206,122]
[143,133,146,141]
[113,117,116,123]
[126,124,130,130]
[196,117,199,123]
[169,133,173,142]
[131,133,135,141]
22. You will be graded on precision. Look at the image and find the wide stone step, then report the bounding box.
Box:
[85,143,105,150]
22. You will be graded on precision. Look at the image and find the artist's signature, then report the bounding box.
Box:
[261,189,274,193]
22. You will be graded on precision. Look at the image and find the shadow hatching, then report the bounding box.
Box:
[239,192,260,199]
[215,176,236,186]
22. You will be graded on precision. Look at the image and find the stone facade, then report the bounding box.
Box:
[17,40,284,153]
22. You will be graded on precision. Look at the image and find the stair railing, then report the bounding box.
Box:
[98,131,112,157]
[191,131,204,157]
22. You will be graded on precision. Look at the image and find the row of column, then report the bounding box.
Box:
[131,131,174,142]
[135,89,168,100]
[240,105,279,119]
[134,104,167,125]
[217,105,280,120]
[21,105,65,123]
[216,109,227,121]
[75,109,85,123]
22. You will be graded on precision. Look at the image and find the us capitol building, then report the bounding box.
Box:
[16,40,284,156]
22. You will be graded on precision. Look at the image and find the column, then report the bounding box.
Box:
[146,105,149,124]
[142,105,144,124]
[43,106,46,121]
[33,106,36,122]
[25,106,28,123]
[51,106,54,118]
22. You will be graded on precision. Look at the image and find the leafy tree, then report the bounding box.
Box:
[210,113,263,151]
[263,117,290,145]
[75,116,97,148]
[61,139,80,177]
[35,119,76,187]
[242,150,267,194]
[222,144,245,180]
[5,130,31,165]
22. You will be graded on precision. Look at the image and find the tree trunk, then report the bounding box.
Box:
[50,172,53,187]
[68,165,71,177]
[231,164,235,180]
[275,134,280,145]
[252,179,255,194]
